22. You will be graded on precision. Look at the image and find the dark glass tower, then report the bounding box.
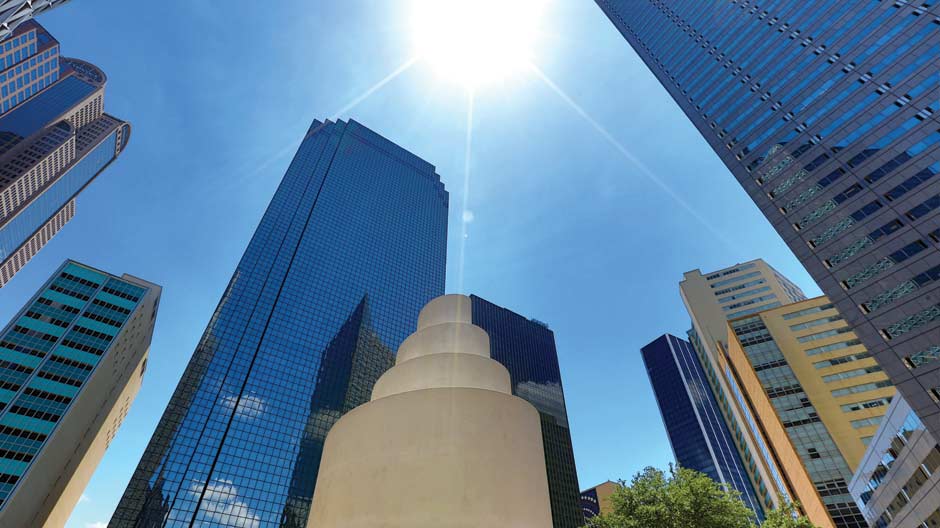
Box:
[641,334,764,520]
[596,1,940,440]
[110,119,448,528]
[469,295,584,528]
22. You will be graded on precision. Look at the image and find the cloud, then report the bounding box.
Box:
[79,494,90,503]
[462,209,475,223]
[191,480,261,528]
[85,523,107,528]
[219,394,266,419]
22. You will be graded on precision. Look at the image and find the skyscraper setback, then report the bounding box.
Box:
[110,119,448,527]
[0,21,131,287]
[596,1,940,439]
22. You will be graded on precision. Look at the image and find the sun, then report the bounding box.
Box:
[411,0,545,88]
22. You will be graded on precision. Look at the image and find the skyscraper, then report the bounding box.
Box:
[724,297,894,527]
[0,260,160,527]
[641,334,765,520]
[469,295,584,528]
[0,21,131,287]
[0,0,69,42]
[110,119,448,528]
[596,1,940,439]
[679,260,829,521]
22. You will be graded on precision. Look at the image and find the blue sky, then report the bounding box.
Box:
[0,2,822,527]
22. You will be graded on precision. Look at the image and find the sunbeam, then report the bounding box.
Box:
[528,63,737,251]
[331,57,419,119]
[457,90,475,294]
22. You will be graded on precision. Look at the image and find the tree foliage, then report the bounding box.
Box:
[761,501,819,528]
[587,466,820,528]
[586,466,753,528]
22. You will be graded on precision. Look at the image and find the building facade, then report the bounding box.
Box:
[596,0,940,440]
[0,260,160,527]
[849,395,940,528]
[0,21,131,288]
[724,296,896,528]
[641,333,765,520]
[580,481,619,520]
[469,295,584,528]
[679,260,832,524]
[0,0,69,42]
[110,119,448,528]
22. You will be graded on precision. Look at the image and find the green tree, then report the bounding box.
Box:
[587,467,821,528]
[587,466,754,528]
[761,501,819,528]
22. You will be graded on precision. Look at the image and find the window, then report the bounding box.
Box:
[832,380,892,397]
[790,315,842,331]
[782,303,834,320]
[823,365,883,383]
[797,326,852,343]
[841,397,891,413]
[806,339,862,356]
[906,194,940,221]
[815,351,871,369]
[851,416,883,429]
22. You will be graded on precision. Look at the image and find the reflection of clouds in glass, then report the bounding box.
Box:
[192,480,260,528]
[220,394,266,420]
[515,381,568,427]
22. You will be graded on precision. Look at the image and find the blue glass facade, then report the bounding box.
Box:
[0,261,153,510]
[110,119,448,528]
[469,295,583,528]
[0,130,117,261]
[596,0,940,442]
[641,334,764,520]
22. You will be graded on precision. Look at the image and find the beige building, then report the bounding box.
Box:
[0,261,160,527]
[725,296,894,528]
[680,260,833,527]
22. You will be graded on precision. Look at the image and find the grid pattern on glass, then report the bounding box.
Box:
[594,0,940,442]
[109,119,448,528]
[470,295,585,528]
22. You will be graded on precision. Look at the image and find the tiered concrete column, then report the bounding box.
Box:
[307,294,553,527]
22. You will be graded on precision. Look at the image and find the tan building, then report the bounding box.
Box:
[580,481,619,520]
[725,296,894,528]
[0,261,160,527]
[680,260,833,527]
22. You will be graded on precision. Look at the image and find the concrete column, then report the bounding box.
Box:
[307,294,553,527]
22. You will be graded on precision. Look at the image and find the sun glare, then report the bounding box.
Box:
[411,0,544,88]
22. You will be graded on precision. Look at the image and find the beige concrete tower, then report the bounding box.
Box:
[307,294,553,527]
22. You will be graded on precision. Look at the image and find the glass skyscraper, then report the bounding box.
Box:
[0,260,160,527]
[596,1,940,441]
[469,295,584,528]
[0,21,131,287]
[110,119,448,528]
[641,333,765,520]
